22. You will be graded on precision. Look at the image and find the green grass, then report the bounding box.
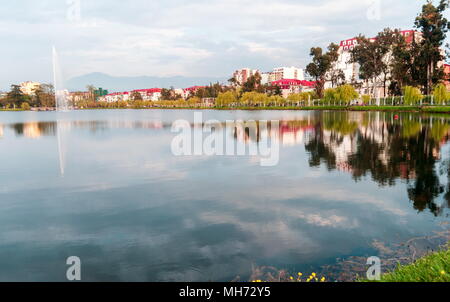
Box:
[369,248,450,282]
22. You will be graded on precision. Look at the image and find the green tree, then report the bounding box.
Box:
[6,85,29,107]
[433,83,449,104]
[414,0,450,94]
[403,86,423,105]
[351,28,404,97]
[21,102,31,110]
[216,91,237,107]
[306,43,340,98]
[336,84,359,104]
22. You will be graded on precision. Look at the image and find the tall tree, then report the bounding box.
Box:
[6,85,29,107]
[351,29,403,97]
[414,0,450,94]
[306,43,340,98]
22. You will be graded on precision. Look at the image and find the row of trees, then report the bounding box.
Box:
[0,84,55,109]
[306,0,450,98]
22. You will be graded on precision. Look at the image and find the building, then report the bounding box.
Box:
[20,81,41,95]
[261,67,305,85]
[444,64,450,91]
[94,88,109,101]
[183,86,205,99]
[270,79,316,98]
[232,68,260,86]
[327,30,422,97]
[132,88,162,101]
[103,91,130,103]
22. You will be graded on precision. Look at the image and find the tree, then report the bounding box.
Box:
[403,86,423,105]
[433,83,449,104]
[414,0,450,95]
[351,28,404,97]
[34,84,55,107]
[86,85,96,103]
[241,72,263,94]
[216,91,237,107]
[336,84,359,104]
[21,102,31,110]
[130,91,143,101]
[6,85,29,107]
[326,43,346,88]
[306,43,340,98]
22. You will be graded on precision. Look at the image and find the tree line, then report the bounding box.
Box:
[306,0,450,99]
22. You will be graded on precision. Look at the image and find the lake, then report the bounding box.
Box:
[0,109,449,281]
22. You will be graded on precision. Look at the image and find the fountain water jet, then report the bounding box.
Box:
[53,46,70,112]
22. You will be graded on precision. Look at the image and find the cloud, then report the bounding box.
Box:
[0,0,438,90]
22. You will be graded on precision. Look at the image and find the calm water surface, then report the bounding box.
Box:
[0,110,449,281]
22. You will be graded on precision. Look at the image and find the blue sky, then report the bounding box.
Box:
[0,0,447,90]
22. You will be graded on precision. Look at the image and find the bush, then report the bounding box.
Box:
[21,102,31,110]
[361,95,371,104]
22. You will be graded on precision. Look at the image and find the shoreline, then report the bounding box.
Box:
[3,105,450,114]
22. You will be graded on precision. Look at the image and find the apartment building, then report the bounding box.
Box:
[261,67,305,85]
[232,68,260,86]
[20,81,41,95]
[327,30,422,97]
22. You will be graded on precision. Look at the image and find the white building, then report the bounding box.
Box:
[20,81,41,95]
[326,30,422,97]
[261,67,305,85]
[232,68,260,85]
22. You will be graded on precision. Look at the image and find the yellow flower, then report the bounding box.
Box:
[321,277,326,282]
[298,272,303,276]
[312,273,316,277]
[256,280,262,282]
[290,276,294,280]
[440,271,446,275]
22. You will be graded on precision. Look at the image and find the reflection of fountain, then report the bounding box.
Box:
[57,121,70,176]
[53,46,71,176]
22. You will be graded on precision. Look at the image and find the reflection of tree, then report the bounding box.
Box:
[306,112,450,217]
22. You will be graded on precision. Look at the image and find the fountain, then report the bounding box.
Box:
[53,46,70,112]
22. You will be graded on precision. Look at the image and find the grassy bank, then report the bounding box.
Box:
[368,248,450,282]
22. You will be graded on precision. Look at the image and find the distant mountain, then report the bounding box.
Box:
[66,72,228,92]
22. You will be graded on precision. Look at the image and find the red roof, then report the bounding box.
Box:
[340,30,417,49]
[270,79,316,87]
[184,86,205,92]
[132,88,162,94]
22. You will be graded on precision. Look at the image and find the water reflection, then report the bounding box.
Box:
[4,112,450,217]
[1,110,450,281]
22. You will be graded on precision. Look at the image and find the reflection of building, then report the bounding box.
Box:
[0,124,3,138]
[233,120,315,147]
[23,123,42,139]
[20,81,41,95]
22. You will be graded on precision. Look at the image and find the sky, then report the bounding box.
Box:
[0,0,448,90]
